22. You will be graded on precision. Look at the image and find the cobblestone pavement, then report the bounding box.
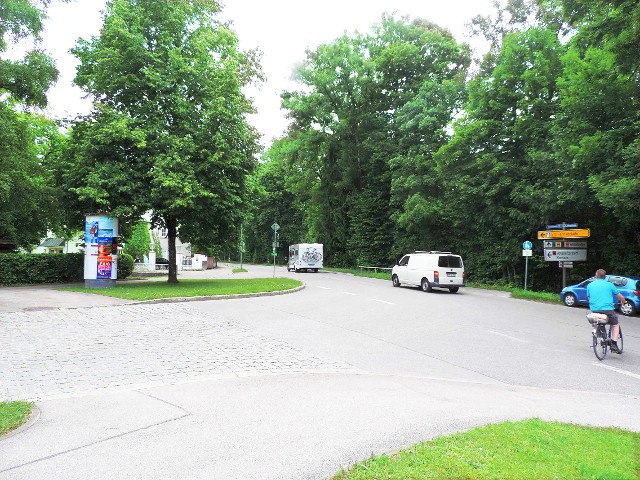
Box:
[0,303,354,401]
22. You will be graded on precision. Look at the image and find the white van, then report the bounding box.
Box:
[287,243,323,272]
[391,251,465,293]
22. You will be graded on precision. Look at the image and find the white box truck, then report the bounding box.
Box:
[287,243,323,272]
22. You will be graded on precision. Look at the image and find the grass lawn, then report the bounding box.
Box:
[334,419,640,479]
[510,288,562,304]
[60,278,302,301]
[324,267,391,280]
[0,401,32,436]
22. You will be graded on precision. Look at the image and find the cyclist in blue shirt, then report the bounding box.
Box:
[587,269,627,353]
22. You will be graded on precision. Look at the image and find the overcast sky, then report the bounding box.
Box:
[41,0,496,146]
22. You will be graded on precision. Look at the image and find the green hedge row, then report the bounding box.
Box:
[0,253,84,286]
[0,253,136,285]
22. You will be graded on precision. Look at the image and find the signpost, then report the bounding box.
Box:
[538,223,589,288]
[522,241,533,290]
[271,222,280,278]
[239,224,245,270]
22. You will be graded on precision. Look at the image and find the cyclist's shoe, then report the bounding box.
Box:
[610,341,621,354]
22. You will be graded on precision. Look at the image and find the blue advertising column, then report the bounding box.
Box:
[84,214,119,288]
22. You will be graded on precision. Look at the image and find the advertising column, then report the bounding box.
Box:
[84,215,119,288]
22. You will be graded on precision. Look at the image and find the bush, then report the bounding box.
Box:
[0,253,84,286]
[118,253,134,279]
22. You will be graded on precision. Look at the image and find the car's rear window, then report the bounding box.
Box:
[438,255,462,268]
[608,276,627,287]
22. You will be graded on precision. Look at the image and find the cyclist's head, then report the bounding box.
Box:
[595,269,606,278]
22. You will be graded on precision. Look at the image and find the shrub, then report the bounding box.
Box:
[118,253,134,279]
[0,253,84,286]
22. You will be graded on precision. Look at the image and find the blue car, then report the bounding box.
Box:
[560,275,640,316]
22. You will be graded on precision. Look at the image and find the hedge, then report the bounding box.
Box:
[118,253,134,280]
[0,253,84,286]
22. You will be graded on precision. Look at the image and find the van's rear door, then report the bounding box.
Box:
[436,255,464,286]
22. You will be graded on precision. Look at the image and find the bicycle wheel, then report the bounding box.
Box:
[617,327,624,354]
[593,325,607,361]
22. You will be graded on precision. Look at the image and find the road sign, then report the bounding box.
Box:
[543,240,587,248]
[538,228,590,239]
[271,223,280,232]
[522,249,532,257]
[559,261,574,268]
[522,241,533,250]
[544,249,587,261]
[546,223,578,229]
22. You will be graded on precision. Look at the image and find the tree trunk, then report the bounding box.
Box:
[167,214,178,284]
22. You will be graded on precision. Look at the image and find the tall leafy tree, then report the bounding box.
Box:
[0,0,62,249]
[59,0,262,282]
[278,16,470,266]
[434,26,566,284]
[549,0,640,272]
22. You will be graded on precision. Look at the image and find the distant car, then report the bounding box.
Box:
[156,257,169,264]
[560,275,640,316]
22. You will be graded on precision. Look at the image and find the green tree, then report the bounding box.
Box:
[434,26,566,284]
[549,0,640,273]
[0,0,62,249]
[59,0,262,282]
[242,152,308,263]
[123,221,151,260]
[278,16,470,266]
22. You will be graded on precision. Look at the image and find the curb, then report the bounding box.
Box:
[0,404,40,441]
[128,284,306,306]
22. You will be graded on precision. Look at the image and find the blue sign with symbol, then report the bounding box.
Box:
[522,241,533,250]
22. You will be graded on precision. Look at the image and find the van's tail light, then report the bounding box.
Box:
[434,271,439,283]
[463,271,465,282]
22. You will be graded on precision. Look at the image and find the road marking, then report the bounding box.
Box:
[317,286,331,290]
[488,330,529,343]
[371,299,396,306]
[593,362,640,381]
[342,292,357,296]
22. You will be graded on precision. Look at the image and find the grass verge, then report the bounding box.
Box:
[232,268,249,273]
[59,278,302,301]
[324,267,391,280]
[0,401,32,436]
[510,288,561,304]
[334,419,640,480]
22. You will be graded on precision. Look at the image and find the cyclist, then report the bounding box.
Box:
[587,269,627,353]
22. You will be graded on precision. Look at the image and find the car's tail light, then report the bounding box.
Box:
[434,271,439,283]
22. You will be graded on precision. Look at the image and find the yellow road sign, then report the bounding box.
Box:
[537,229,590,239]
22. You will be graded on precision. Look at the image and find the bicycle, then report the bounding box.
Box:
[587,312,624,361]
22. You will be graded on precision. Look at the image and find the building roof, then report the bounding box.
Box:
[40,238,65,247]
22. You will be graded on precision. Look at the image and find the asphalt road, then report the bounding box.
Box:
[1,264,639,479]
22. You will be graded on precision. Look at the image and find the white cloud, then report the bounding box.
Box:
[42,0,494,145]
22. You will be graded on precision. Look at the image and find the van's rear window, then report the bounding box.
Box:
[438,255,462,268]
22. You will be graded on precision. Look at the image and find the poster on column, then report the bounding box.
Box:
[84,215,119,280]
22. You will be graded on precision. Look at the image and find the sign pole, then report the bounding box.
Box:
[240,224,243,271]
[522,241,532,291]
[271,222,280,278]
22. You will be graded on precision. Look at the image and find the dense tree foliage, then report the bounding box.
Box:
[57,0,262,282]
[246,2,638,289]
[0,0,63,249]
[257,16,470,266]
